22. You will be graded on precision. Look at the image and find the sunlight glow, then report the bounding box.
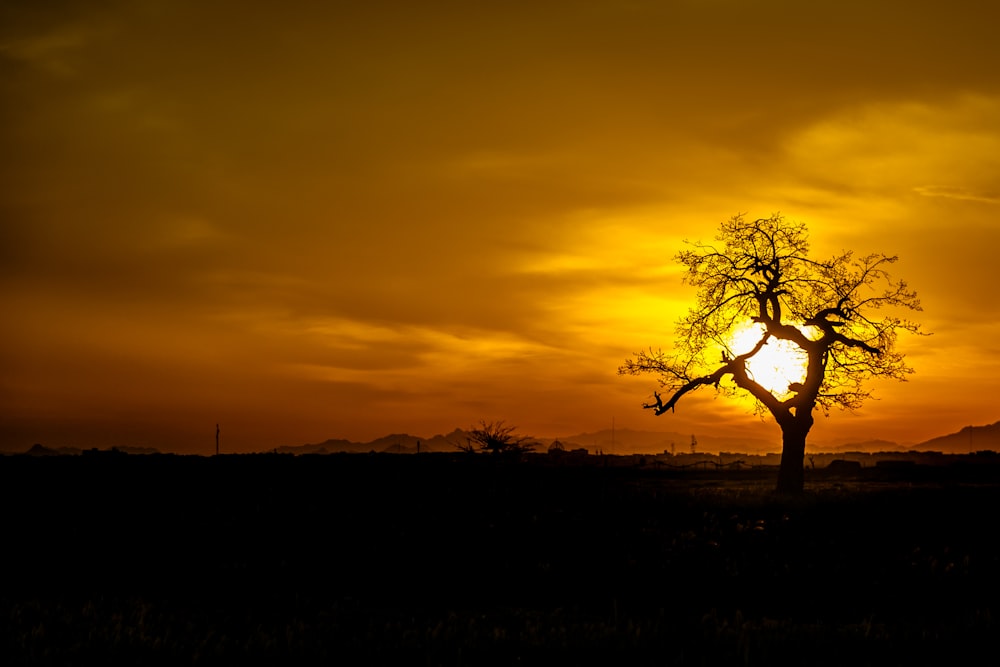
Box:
[728,323,809,396]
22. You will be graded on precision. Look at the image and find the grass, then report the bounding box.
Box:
[2,453,998,665]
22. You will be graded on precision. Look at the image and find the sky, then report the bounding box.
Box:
[2,0,999,454]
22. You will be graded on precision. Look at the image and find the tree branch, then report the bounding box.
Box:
[643,333,774,415]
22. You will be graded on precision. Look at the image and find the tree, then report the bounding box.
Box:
[458,420,535,458]
[618,214,923,493]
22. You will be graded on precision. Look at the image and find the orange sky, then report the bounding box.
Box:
[2,1,999,453]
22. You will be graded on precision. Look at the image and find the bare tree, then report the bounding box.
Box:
[458,420,535,458]
[619,214,923,493]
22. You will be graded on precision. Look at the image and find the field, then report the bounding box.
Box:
[2,452,999,665]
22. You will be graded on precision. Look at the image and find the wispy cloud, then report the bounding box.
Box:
[0,25,93,75]
[912,186,1000,204]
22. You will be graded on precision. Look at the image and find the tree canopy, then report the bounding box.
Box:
[458,420,535,458]
[619,214,923,493]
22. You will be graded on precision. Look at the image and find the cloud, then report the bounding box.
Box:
[0,22,101,76]
[912,186,1000,205]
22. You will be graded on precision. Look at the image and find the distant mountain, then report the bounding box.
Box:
[279,420,1000,457]
[283,428,780,456]
[553,428,776,455]
[913,421,1000,453]
[17,444,161,456]
[280,428,831,456]
[24,443,61,456]
[279,429,473,455]
[365,431,467,454]
[812,439,905,453]
[276,438,363,455]
[115,446,160,455]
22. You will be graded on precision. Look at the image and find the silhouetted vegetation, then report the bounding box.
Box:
[620,214,923,493]
[457,420,535,459]
[1,453,997,665]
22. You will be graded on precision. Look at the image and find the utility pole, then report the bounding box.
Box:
[216,423,220,456]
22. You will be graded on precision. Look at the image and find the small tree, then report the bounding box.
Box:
[619,214,923,493]
[458,420,535,458]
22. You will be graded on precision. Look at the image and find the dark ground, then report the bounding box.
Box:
[2,452,999,665]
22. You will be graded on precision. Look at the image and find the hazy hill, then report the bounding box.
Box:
[366,430,472,454]
[811,439,904,453]
[24,443,61,456]
[12,421,997,458]
[552,428,775,455]
[914,421,1000,453]
[282,427,776,456]
[279,429,473,455]
[277,438,366,455]
[276,419,1000,457]
[19,444,161,456]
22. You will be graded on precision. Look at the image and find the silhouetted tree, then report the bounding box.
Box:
[619,214,923,493]
[458,420,535,458]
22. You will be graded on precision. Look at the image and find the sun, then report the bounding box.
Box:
[728,323,809,396]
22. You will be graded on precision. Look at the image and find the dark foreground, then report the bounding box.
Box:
[2,453,999,666]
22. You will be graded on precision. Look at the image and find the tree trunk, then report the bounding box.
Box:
[775,420,810,494]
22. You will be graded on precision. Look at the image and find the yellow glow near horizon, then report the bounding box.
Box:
[729,323,809,396]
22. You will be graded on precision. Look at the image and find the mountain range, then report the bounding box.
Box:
[279,420,1000,456]
[13,421,999,457]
